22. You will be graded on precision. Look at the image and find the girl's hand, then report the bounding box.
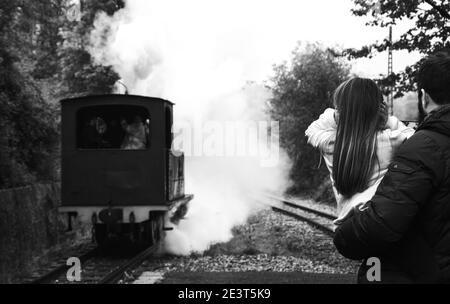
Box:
[378,101,389,129]
[334,110,339,124]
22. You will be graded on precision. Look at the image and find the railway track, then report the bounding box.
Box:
[260,193,337,237]
[97,245,159,284]
[28,244,99,284]
[27,195,336,284]
[28,243,158,284]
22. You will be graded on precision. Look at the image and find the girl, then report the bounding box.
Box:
[305,77,414,224]
[306,77,437,282]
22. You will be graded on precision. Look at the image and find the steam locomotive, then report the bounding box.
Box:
[59,94,192,246]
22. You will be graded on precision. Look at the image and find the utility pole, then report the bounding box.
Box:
[387,26,394,116]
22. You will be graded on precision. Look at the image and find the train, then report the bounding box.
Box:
[58,94,193,246]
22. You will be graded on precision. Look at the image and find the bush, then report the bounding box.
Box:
[0,50,59,189]
[268,42,350,195]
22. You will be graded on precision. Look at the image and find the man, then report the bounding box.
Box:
[120,115,147,150]
[333,50,450,283]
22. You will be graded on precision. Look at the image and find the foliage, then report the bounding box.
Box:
[31,1,68,80]
[0,50,59,188]
[58,0,123,97]
[0,0,123,188]
[345,0,450,97]
[0,2,61,188]
[268,43,351,194]
[1,1,66,78]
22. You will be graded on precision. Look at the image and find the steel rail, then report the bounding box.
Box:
[98,244,158,284]
[261,194,336,237]
[30,246,100,284]
[266,194,337,221]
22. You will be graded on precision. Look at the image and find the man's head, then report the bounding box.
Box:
[417,50,450,117]
[133,115,143,124]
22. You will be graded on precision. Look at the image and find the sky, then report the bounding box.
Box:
[90,0,423,94]
[133,0,421,82]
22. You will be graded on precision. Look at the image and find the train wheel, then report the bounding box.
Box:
[151,220,159,245]
[142,220,155,246]
[147,212,157,245]
[157,214,165,241]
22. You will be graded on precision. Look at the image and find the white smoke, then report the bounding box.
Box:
[88,0,291,255]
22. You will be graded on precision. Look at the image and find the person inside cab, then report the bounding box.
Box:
[120,115,148,150]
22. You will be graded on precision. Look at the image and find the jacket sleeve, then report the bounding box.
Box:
[386,116,415,138]
[333,132,444,260]
[305,108,337,152]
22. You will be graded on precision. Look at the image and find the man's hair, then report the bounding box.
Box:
[417,50,450,105]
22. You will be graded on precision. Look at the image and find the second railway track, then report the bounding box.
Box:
[260,194,337,237]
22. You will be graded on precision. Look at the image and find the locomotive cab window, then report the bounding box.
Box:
[77,105,150,150]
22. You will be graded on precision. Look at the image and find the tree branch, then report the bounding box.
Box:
[423,0,450,19]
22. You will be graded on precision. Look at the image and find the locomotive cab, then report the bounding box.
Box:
[59,95,192,245]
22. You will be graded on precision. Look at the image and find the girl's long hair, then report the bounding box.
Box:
[332,77,386,198]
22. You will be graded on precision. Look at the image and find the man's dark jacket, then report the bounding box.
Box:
[334,105,450,283]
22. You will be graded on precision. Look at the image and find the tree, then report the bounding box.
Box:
[345,0,450,97]
[58,0,123,97]
[268,43,351,195]
[0,0,125,188]
[0,1,38,53]
[0,1,69,188]
[0,49,59,188]
[31,1,68,80]
[0,1,65,66]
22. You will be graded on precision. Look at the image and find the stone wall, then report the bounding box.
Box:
[0,183,89,283]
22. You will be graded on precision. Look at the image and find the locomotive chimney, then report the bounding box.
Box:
[114,79,129,95]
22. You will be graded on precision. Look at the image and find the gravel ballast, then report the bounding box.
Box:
[131,207,359,282]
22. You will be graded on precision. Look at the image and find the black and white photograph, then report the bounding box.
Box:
[1,0,450,289]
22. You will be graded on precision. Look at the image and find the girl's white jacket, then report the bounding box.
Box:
[305,108,415,225]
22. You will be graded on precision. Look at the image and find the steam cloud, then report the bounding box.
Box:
[88,0,291,255]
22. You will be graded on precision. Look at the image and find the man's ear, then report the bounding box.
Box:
[421,89,430,108]
[423,90,440,112]
[418,90,426,123]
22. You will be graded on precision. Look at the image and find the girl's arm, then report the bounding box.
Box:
[305,108,337,152]
[385,116,415,148]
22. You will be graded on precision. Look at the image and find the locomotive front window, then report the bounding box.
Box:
[77,105,151,150]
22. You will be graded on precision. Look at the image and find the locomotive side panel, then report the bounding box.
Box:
[168,151,185,201]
